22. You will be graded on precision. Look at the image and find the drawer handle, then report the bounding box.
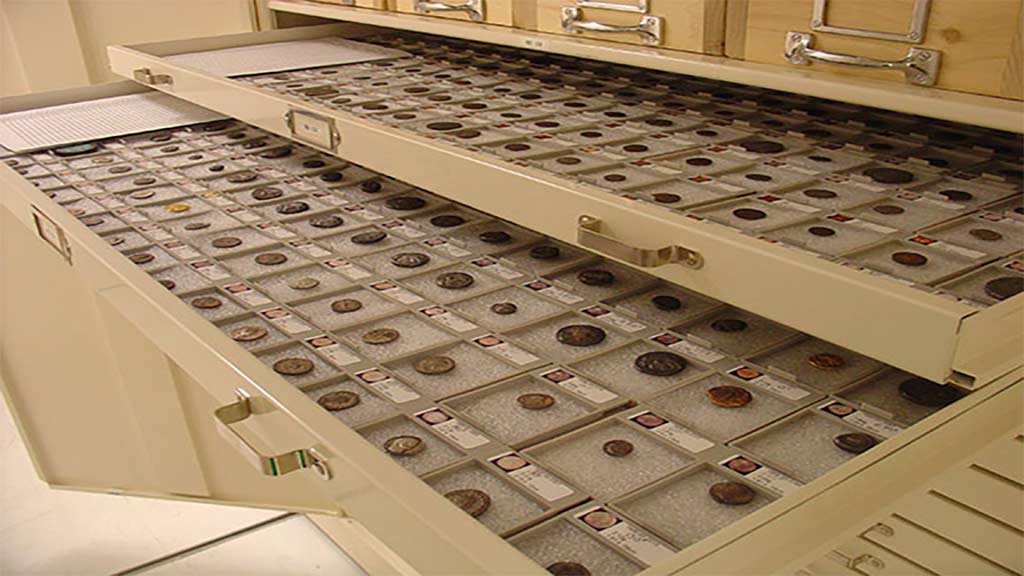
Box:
[561,6,663,46]
[576,0,647,14]
[577,215,702,269]
[784,32,940,86]
[132,67,173,86]
[215,389,332,480]
[415,0,484,21]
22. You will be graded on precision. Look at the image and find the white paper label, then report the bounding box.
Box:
[381,219,425,238]
[490,453,574,502]
[471,257,522,279]
[580,305,647,333]
[324,258,372,280]
[114,208,148,223]
[419,306,478,332]
[179,180,207,193]
[720,455,801,495]
[288,239,332,258]
[137,224,173,242]
[575,507,676,566]
[356,369,420,403]
[256,221,297,239]
[415,408,490,449]
[95,194,125,209]
[539,368,617,404]
[474,335,538,365]
[818,401,903,438]
[728,366,810,401]
[304,335,361,366]
[423,237,471,258]
[908,236,986,259]
[224,206,260,222]
[369,280,424,304]
[343,204,383,220]
[189,260,231,280]
[259,308,313,334]
[201,192,234,207]
[650,333,725,363]
[627,411,714,453]
[162,240,202,261]
[222,282,272,307]
[523,280,584,304]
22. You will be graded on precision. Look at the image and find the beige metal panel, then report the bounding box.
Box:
[831,539,932,575]
[394,0,516,26]
[929,465,1023,531]
[262,0,1024,132]
[972,432,1024,484]
[863,516,1016,575]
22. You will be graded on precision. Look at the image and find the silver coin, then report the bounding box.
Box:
[391,252,431,268]
[436,271,474,289]
[288,277,321,290]
[384,435,425,456]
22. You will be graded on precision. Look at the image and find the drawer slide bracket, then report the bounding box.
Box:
[577,215,702,269]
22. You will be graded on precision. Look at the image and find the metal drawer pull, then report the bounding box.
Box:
[577,0,647,14]
[785,32,941,86]
[132,68,173,86]
[415,0,484,21]
[215,389,332,480]
[577,215,702,269]
[561,7,663,45]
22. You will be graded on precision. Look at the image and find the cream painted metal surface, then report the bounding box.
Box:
[103,24,1021,388]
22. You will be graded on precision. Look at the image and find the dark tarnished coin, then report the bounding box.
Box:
[331,298,363,313]
[212,236,242,249]
[651,295,682,311]
[391,252,430,268]
[547,562,591,576]
[898,377,964,407]
[709,482,756,505]
[129,252,155,265]
[863,167,914,184]
[360,180,382,193]
[430,214,465,228]
[184,221,211,231]
[53,143,99,157]
[436,271,475,289]
[352,230,387,244]
[808,352,845,370]
[414,356,456,375]
[733,208,767,221]
[529,245,561,260]
[227,171,258,183]
[288,277,320,290]
[803,188,838,199]
[106,236,125,247]
[969,228,1003,242]
[319,171,343,182]
[808,226,836,237]
[985,276,1024,301]
[873,204,905,215]
[231,325,268,342]
[938,189,973,202]
[159,279,176,290]
[707,385,753,408]
[653,192,681,203]
[577,269,615,286]
[711,318,748,333]
[191,296,222,309]
[317,390,361,411]
[259,146,292,159]
[82,217,106,227]
[891,251,927,267]
[108,165,132,174]
[384,435,425,456]
[444,489,491,518]
[310,214,344,229]
[132,176,157,186]
[741,140,785,154]
[490,302,518,315]
[833,432,877,454]
[255,252,288,266]
[479,230,512,244]
[426,121,463,131]
[362,328,400,345]
[634,351,688,376]
[556,324,606,347]
[302,159,327,169]
[273,357,314,376]
[602,439,634,457]
[276,201,309,215]
[386,196,427,211]
[517,393,555,410]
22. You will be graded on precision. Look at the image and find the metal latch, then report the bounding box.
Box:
[284,109,340,152]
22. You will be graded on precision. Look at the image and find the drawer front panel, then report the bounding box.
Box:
[393,0,516,26]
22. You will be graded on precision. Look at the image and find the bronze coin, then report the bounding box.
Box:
[581,510,617,530]
[803,188,838,200]
[529,245,561,260]
[938,189,973,202]
[414,356,456,375]
[634,351,687,377]
[833,432,877,454]
[707,385,753,408]
[259,146,293,159]
[504,143,531,152]
[81,216,106,227]
[556,324,606,347]
[430,214,465,228]
[686,157,713,167]
[390,252,431,268]
[969,228,1003,242]
[276,201,309,215]
[129,252,155,264]
[230,325,267,342]
[577,269,615,286]
[444,489,491,518]
[708,482,756,505]
[808,226,836,237]
[362,328,400,345]
[159,279,176,290]
[352,230,387,244]
[106,236,125,247]
[227,171,257,183]
[331,298,363,313]
[255,252,288,266]
[556,156,582,165]
[436,271,475,289]
[426,121,463,131]
[191,296,222,309]
[302,159,327,169]
[184,222,211,231]
[984,276,1024,301]
[891,251,927,267]
[547,562,591,576]
[129,188,155,199]
[652,192,681,204]
[651,295,682,311]
[873,204,905,215]
[360,180,383,193]
[310,215,344,228]
[602,439,634,457]
[603,173,627,183]
[386,196,427,211]
[741,140,785,154]
[288,277,320,290]
[108,165,132,174]
[273,357,314,376]
[490,302,518,315]
[319,171,343,183]
[864,167,914,184]
[317,390,361,411]
[727,457,759,474]
[212,236,242,249]
[898,377,963,407]
[384,435,425,456]
[808,353,845,370]
[733,208,767,221]
[711,318,747,333]
[517,393,555,410]
[479,230,512,244]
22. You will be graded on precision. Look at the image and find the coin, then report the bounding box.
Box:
[898,377,963,407]
[352,230,387,244]
[711,318,747,333]
[602,439,634,457]
[651,295,682,311]
[129,189,155,200]
[685,157,713,166]
[414,356,456,375]
[109,165,132,174]
[391,252,431,268]
[384,435,425,456]
[577,269,615,286]
[184,222,211,231]
[319,171,343,182]
[938,189,973,202]
[808,352,845,370]
[864,167,914,184]
[479,230,512,244]
[273,357,314,376]
[833,432,877,454]
[741,140,785,154]
[634,351,688,376]
[317,390,361,411]
[227,171,257,183]
[709,482,756,505]
[426,121,463,131]
[230,325,267,342]
[490,302,518,315]
[288,277,320,290]
[165,203,191,213]
[444,489,491,518]
[727,457,759,474]
[707,385,753,408]
[276,201,309,215]
[159,279,176,290]
[386,196,427,211]
[436,271,475,289]
[969,228,1003,242]
[873,204,905,215]
[517,393,555,410]
[331,298,363,313]
[652,192,681,203]
[360,180,382,193]
[255,252,287,266]
[212,236,242,249]
[556,324,606,347]
[430,214,465,228]
[259,146,292,159]
[82,216,104,227]
[53,142,99,156]
[808,226,836,237]
[984,276,1023,301]
[106,236,125,247]
[310,214,344,228]
[529,245,561,260]
[891,251,927,267]
[733,208,767,221]
[803,188,838,199]
[581,510,617,530]
[302,159,326,169]
[547,562,591,576]
[191,296,222,309]
[129,252,155,265]
[362,328,400,345]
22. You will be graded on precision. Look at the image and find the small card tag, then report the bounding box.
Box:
[324,258,372,280]
[162,239,202,261]
[818,401,903,438]
[581,305,647,333]
[255,221,297,239]
[628,410,714,453]
[189,259,231,280]
[137,223,173,241]
[259,307,313,334]
[423,237,471,258]
[369,280,423,304]
[222,282,272,307]
[305,334,362,367]
[490,453,574,502]
[728,366,811,401]
[650,333,724,363]
[342,204,383,220]
[574,506,676,566]
[473,335,538,365]
[415,408,490,449]
[539,368,617,404]
[355,368,420,403]
[720,455,801,495]
[523,279,584,304]
[418,305,478,332]
[224,205,260,222]
[471,257,523,279]
[201,191,234,207]
[113,207,148,223]
[381,219,425,238]
[288,239,332,258]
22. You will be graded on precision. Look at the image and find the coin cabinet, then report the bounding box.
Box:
[1,10,1022,576]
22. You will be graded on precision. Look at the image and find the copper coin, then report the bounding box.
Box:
[184,222,211,231]
[938,189,973,202]
[808,226,836,237]
[707,385,753,408]
[108,165,132,174]
[310,215,344,228]
[873,204,905,215]
[635,413,666,428]
[685,157,713,166]
[808,353,845,370]
[426,121,463,131]
[490,302,518,315]
[581,510,617,530]
[319,171,343,183]
[494,455,528,472]
[652,192,681,204]
[985,277,1023,301]
[317,390,361,411]
[430,214,465,228]
[898,377,963,407]
[386,196,427,211]
[556,324,606,347]
[479,230,512,244]
[331,298,363,313]
[436,271,474,289]
[384,435,425,456]
[227,171,257,183]
[864,167,914,184]
[414,356,456,375]
[803,188,838,199]
[602,439,634,457]
[634,351,687,376]
[727,457,758,474]
[255,252,287,266]
[159,279,176,290]
[212,236,242,249]
[230,325,267,342]
[302,159,326,169]
[709,482,756,505]
[733,208,767,221]
[651,295,682,311]
[741,140,785,154]
[547,562,591,576]
[129,189,155,200]
[445,489,491,518]
[891,251,927,267]
[352,230,387,244]
[259,146,292,159]
[360,180,382,193]
[273,357,314,376]
[276,201,309,215]
[517,393,555,410]
[969,228,1003,242]
[391,252,430,268]
[833,432,877,454]
[129,252,155,265]
[106,236,125,247]
[711,318,747,333]
[288,277,320,290]
[362,328,400,345]
[556,156,582,165]
[82,217,104,227]
[191,296,222,309]
[577,269,615,286]
[529,245,561,260]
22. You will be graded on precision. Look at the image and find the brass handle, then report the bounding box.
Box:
[215,389,331,480]
[561,6,662,45]
[784,32,940,86]
[415,0,484,21]
[577,215,702,269]
[132,67,173,86]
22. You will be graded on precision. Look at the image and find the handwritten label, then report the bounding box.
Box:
[418,306,478,332]
[818,401,903,438]
[473,335,539,366]
[523,279,584,304]
[728,366,811,401]
[720,455,801,495]
[539,368,617,403]
[355,369,420,403]
[415,408,490,449]
[581,305,647,333]
[259,307,313,334]
[490,453,574,502]
[650,333,725,363]
[189,259,231,280]
[324,258,372,280]
[369,280,423,304]
[222,282,272,307]
[305,335,361,367]
[574,506,676,566]
[628,410,714,453]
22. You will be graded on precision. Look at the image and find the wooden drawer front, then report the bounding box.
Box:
[536,0,725,54]
[393,0,515,25]
[733,0,1023,99]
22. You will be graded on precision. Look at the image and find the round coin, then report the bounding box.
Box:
[709,482,756,506]
[360,180,382,193]
[191,296,222,309]
[984,276,1024,301]
[602,439,634,457]
[288,277,321,290]
[82,216,105,227]
[969,228,1003,242]
[733,208,767,221]
[651,295,682,311]
[106,236,125,247]
[430,214,465,228]
[634,351,688,377]
[227,171,257,183]
[577,269,615,286]
[727,457,759,474]
[319,171,342,183]
[711,318,748,333]
[898,377,963,407]
[129,252,155,265]
[864,167,914,184]
[386,196,427,211]
[833,432,877,454]
[556,324,606,347]
[230,325,267,342]
[741,140,785,154]
[273,357,314,376]
[479,230,512,244]
[436,271,475,289]
[529,245,561,260]
[159,279,176,290]
[317,390,361,411]
[276,201,309,215]
[331,298,363,314]
[517,393,555,410]
[362,328,400,345]
[310,215,344,229]
[212,236,242,249]
[390,252,431,268]
[803,188,838,199]
[129,189,155,200]
[808,226,836,237]
[808,352,845,370]
[938,189,972,202]
[384,435,425,456]
[252,187,284,201]
[184,222,211,231]
[707,385,753,408]
[547,562,591,576]
[165,203,192,213]
[351,230,387,244]
[891,251,927,267]
[444,489,491,518]
[490,302,518,315]
[255,252,287,266]
[414,356,456,375]
[873,204,905,215]
[581,510,617,530]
